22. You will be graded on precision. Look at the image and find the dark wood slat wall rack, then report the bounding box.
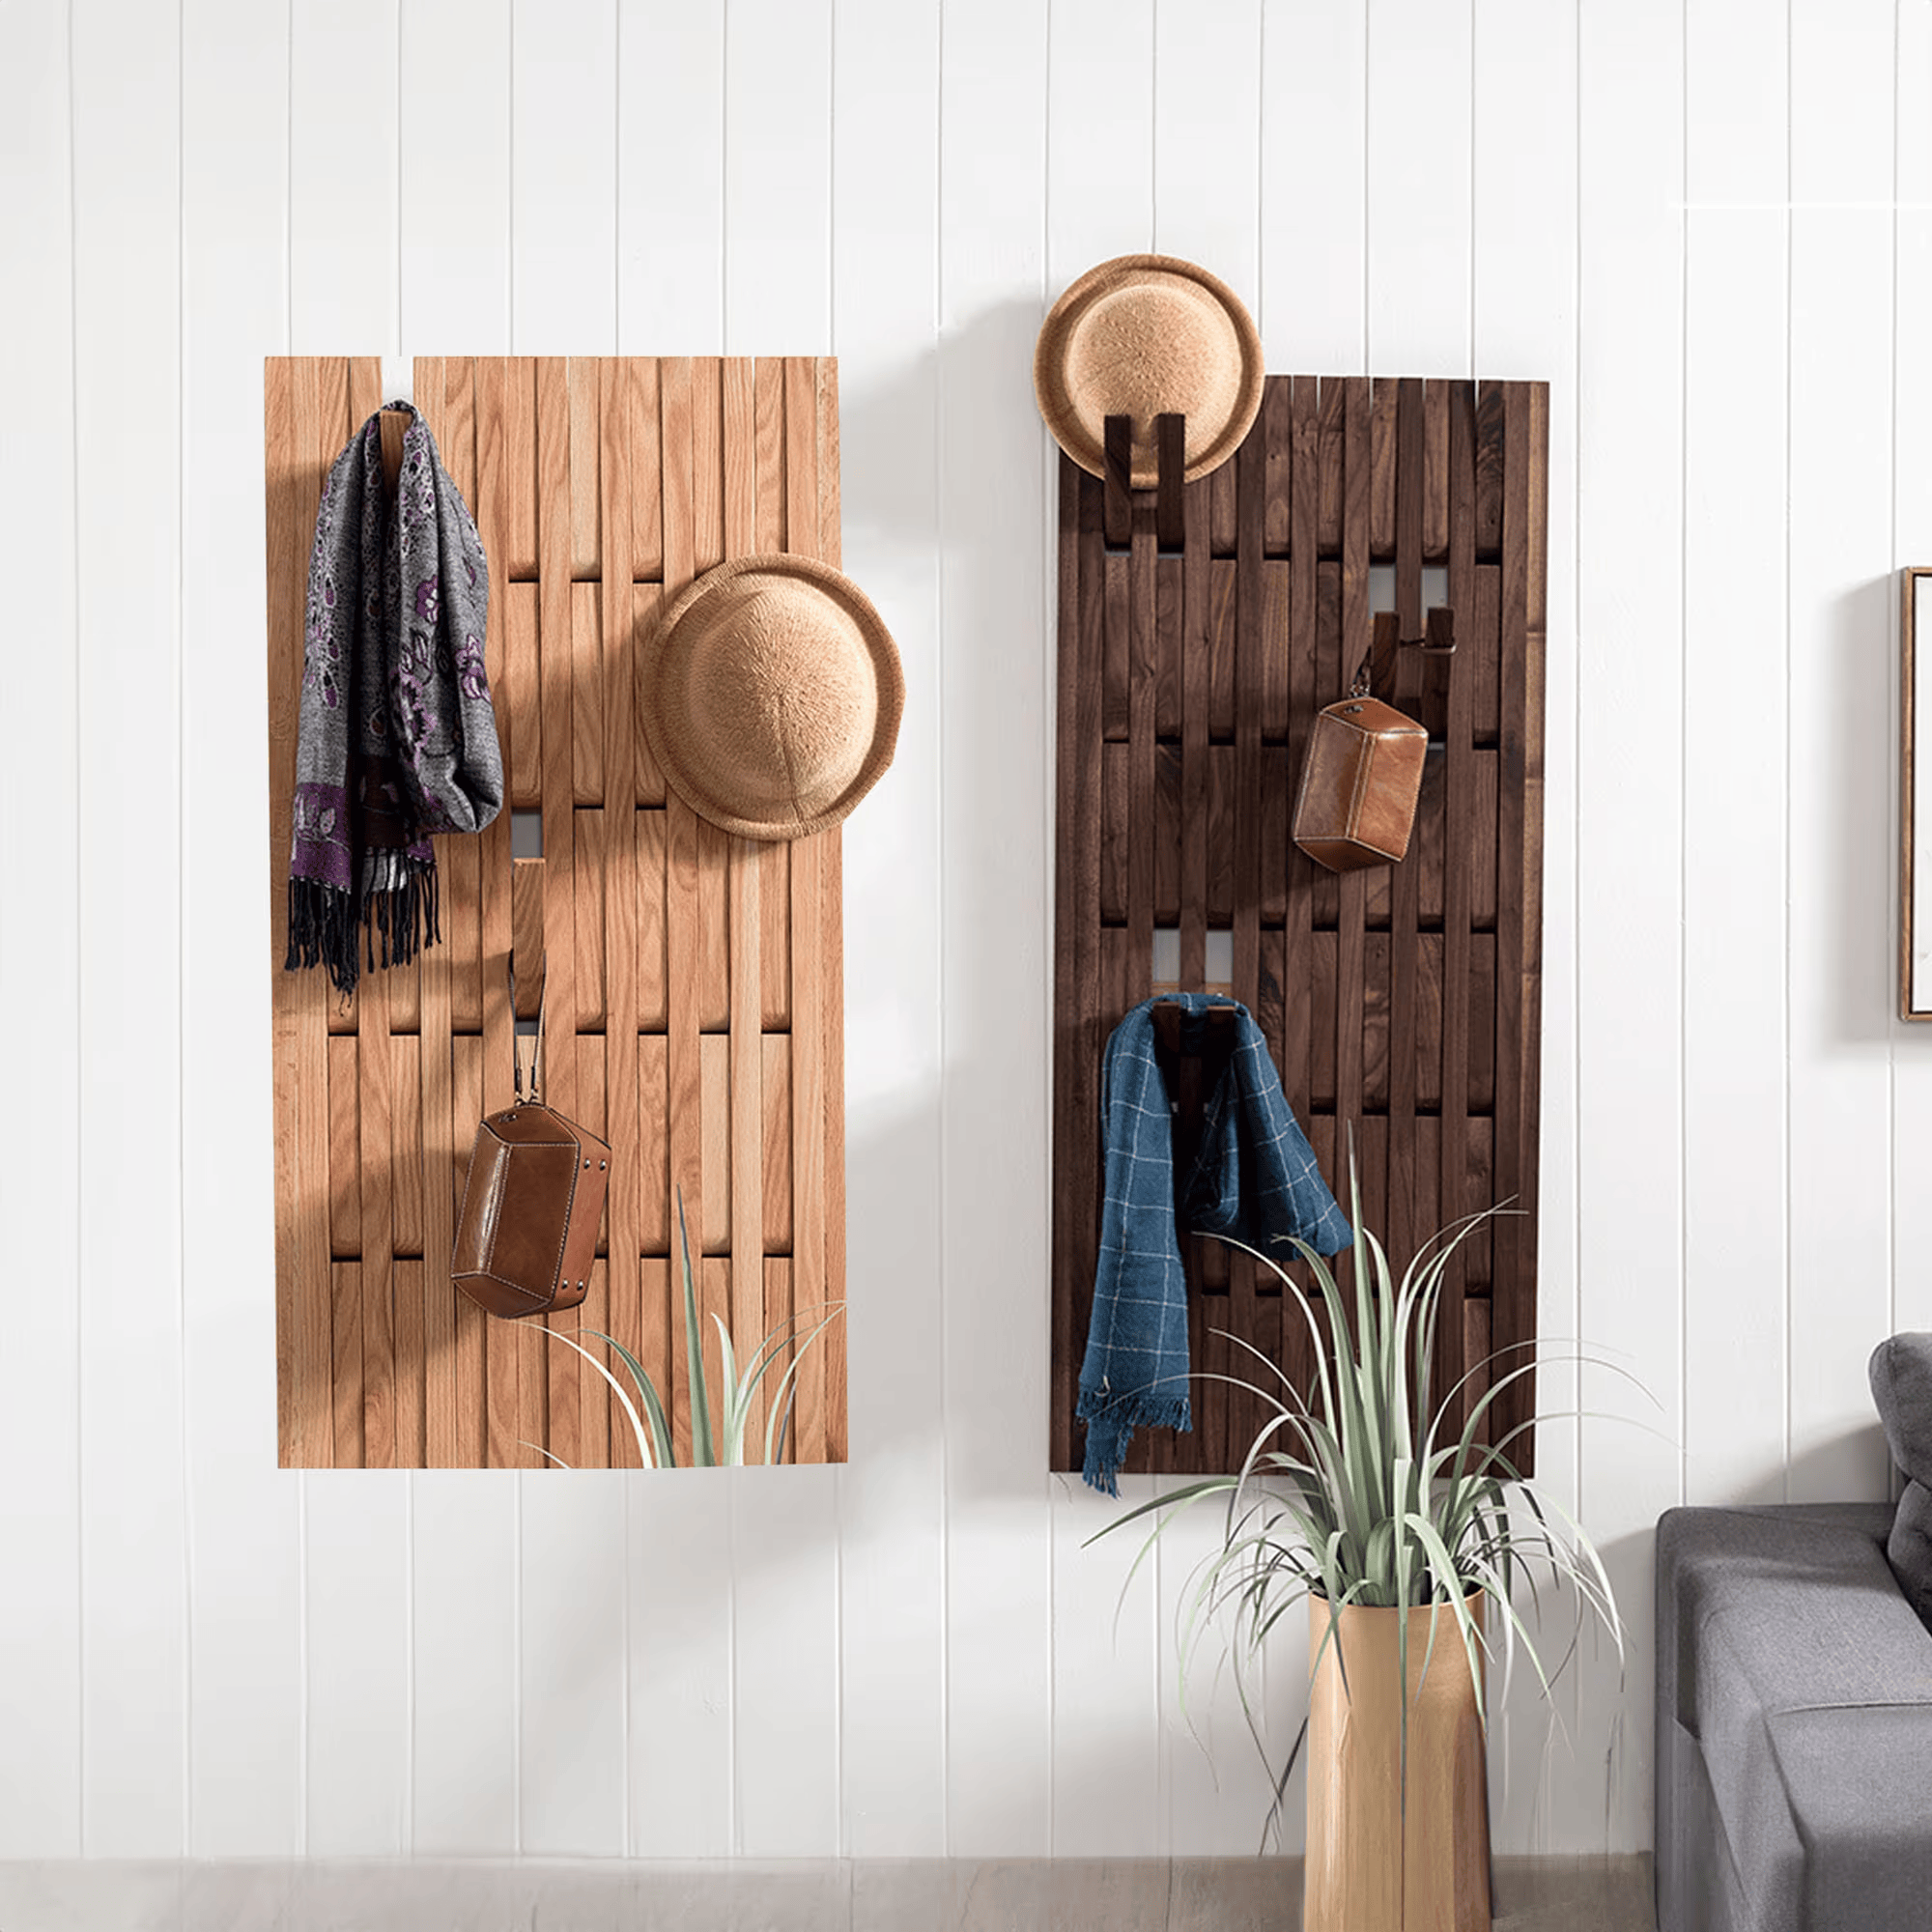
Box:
[1050,376,1548,1479]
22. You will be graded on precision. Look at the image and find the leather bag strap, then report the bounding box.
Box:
[506,954,549,1102]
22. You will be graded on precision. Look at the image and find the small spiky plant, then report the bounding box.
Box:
[1098,1157,1624,1844]
[533,1191,842,1469]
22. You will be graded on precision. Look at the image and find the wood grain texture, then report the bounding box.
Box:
[268,357,847,1468]
[1049,376,1547,1476]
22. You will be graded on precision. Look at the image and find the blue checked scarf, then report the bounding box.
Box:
[1078,994,1351,1493]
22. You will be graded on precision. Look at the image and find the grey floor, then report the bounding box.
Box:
[0,1856,1654,1930]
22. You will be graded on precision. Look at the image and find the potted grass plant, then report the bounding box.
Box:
[1100,1163,1622,1932]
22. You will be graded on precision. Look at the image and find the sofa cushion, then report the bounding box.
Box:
[1868,1331,1932,1484]
[1887,1479,1932,1632]
[1868,1335,1932,1624]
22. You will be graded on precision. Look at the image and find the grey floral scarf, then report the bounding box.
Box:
[286,401,503,997]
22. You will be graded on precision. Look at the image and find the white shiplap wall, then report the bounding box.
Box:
[0,0,1921,1861]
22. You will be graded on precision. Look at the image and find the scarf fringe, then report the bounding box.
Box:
[1076,1387,1193,1496]
[286,862,441,1000]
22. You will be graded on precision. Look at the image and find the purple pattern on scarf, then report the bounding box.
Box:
[291,781,355,892]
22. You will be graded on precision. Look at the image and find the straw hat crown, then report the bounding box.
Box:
[1035,253,1264,488]
[642,554,902,843]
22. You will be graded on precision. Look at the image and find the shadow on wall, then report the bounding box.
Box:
[845,296,1059,1514]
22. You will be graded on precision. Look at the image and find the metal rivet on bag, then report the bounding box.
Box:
[599,1160,607,1170]
[583,1158,590,1168]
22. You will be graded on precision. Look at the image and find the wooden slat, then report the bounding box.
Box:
[327,1035,359,1257]
[353,349,395,1477]
[819,382,848,1464]
[270,357,336,1466]
[505,582,542,809]
[1387,378,1425,1287]
[633,357,664,586]
[602,359,642,1469]
[1474,384,1506,558]
[511,859,545,1006]
[1179,480,1208,996]
[394,1259,425,1469]
[697,819,731,1031]
[1228,399,1270,1468]
[1439,381,1477,1373]
[330,1262,362,1467]
[635,582,667,806]
[390,1035,424,1257]
[661,355,703,1468]
[782,358,829,1462]
[575,1034,611,1467]
[1263,380,1293,557]
[638,807,668,1029]
[725,356,765,1432]
[536,354,579,1470]
[442,352,498,1461]
[791,831,829,1466]
[1335,379,1372,1252]
[819,356,840,567]
[754,357,785,553]
[1423,378,1450,563]
[1208,448,1237,558]
[1492,384,1537,1457]
[452,1032,494,1467]
[1051,457,1095,1473]
[507,357,539,580]
[1102,546,1129,744]
[572,581,604,805]
[570,358,601,582]
[763,1036,793,1253]
[1515,383,1549,1442]
[574,810,608,1029]
[1369,378,1400,559]
[357,968,394,1469]
[1278,376,1321,1379]
[701,1035,731,1254]
[759,841,790,1029]
[694,355,725,574]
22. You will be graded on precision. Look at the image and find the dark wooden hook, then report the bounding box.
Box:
[1150,1003,1240,1228]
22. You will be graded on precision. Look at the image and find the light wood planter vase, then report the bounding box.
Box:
[1305,1595,1492,1932]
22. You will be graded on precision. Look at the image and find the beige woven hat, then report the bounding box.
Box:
[641,554,904,842]
[1035,253,1264,489]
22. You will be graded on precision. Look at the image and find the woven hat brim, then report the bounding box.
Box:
[640,554,905,843]
[1034,252,1264,488]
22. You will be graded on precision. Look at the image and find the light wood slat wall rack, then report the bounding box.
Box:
[266,355,848,1471]
[1049,376,1548,1479]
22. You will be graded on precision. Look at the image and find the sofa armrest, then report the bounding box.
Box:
[1658,1504,1918,1739]
[1656,1503,1918,1932]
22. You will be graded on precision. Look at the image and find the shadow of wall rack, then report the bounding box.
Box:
[1050,375,1549,1480]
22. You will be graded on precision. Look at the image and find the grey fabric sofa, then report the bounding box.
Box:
[1655,1500,1932,1932]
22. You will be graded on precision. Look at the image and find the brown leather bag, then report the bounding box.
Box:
[1293,691,1428,872]
[452,973,610,1321]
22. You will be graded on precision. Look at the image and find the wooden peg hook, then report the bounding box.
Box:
[1101,411,1189,553]
[378,405,409,499]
